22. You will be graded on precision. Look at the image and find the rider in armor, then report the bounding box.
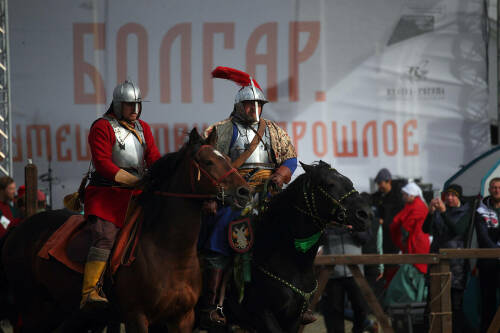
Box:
[81,80,160,310]
[199,67,317,327]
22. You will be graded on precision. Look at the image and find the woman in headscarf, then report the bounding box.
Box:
[391,182,430,271]
[384,182,430,306]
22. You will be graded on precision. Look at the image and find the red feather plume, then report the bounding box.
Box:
[211,66,262,90]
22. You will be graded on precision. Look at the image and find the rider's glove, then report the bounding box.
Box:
[270,166,292,188]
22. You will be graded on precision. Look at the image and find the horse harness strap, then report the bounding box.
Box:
[295,181,358,230]
[257,265,318,314]
[154,144,237,202]
[193,145,239,186]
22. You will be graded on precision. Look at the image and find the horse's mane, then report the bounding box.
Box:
[263,173,308,223]
[137,145,189,228]
[254,162,331,257]
[264,161,331,225]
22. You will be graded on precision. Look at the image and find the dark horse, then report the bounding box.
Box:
[1,129,251,332]
[213,160,372,333]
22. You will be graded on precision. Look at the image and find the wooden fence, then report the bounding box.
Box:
[305,248,500,333]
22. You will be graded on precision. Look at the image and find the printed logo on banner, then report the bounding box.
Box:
[385,59,445,100]
[406,59,429,82]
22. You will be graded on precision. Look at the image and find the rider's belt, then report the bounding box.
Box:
[89,168,139,187]
[239,162,275,170]
[238,168,273,188]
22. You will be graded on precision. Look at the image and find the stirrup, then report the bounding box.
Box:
[209,305,226,325]
[80,288,109,310]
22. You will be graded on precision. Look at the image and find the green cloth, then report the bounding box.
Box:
[384,264,428,306]
[376,225,384,274]
[233,253,252,303]
[294,231,322,253]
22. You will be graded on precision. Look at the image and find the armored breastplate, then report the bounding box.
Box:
[229,122,274,170]
[105,116,146,177]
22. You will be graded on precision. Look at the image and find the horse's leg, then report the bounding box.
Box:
[206,326,230,333]
[284,320,302,333]
[125,313,148,333]
[16,296,63,333]
[55,310,110,333]
[166,309,195,333]
[251,310,286,333]
[105,321,122,333]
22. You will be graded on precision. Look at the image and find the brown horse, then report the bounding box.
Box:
[1,128,251,333]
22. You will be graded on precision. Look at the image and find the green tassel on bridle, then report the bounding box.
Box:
[294,231,322,253]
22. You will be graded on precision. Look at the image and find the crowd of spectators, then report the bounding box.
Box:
[318,168,500,333]
[0,176,47,237]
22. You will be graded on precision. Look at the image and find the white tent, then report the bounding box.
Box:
[444,146,500,197]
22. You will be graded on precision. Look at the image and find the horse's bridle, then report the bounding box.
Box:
[154,145,239,202]
[256,265,318,315]
[255,178,358,318]
[294,179,358,231]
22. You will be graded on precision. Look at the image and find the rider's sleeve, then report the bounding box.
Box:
[88,119,120,180]
[140,120,161,166]
[230,123,238,148]
[281,157,297,175]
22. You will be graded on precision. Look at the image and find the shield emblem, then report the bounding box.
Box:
[228,218,254,253]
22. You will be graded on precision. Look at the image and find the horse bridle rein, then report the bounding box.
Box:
[255,178,358,318]
[256,265,318,315]
[295,180,358,231]
[154,145,239,203]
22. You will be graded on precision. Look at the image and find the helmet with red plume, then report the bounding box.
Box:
[211,67,268,104]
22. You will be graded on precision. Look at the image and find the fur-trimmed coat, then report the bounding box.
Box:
[204,118,296,167]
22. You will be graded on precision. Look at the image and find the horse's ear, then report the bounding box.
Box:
[205,128,217,147]
[300,161,314,174]
[319,160,331,168]
[188,128,202,145]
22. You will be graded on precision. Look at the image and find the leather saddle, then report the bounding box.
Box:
[38,207,143,275]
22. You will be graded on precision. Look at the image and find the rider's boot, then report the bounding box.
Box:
[80,247,109,310]
[301,309,317,325]
[199,268,227,328]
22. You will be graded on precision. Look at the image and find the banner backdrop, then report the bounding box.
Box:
[9,0,491,208]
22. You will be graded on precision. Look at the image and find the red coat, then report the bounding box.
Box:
[84,117,161,227]
[0,201,21,237]
[390,196,430,274]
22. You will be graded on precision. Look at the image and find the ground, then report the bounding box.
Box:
[0,314,359,332]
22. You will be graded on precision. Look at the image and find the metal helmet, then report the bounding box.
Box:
[234,85,268,105]
[112,80,143,119]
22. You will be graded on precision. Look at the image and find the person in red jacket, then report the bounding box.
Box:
[390,182,430,273]
[385,182,430,307]
[0,176,21,236]
[81,79,161,310]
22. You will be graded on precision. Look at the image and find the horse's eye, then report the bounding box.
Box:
[203,160,214,166]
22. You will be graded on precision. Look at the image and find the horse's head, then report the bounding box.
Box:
[182,128,251,209]
[298,160,372,232]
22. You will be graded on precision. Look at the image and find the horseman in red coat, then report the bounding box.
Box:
[81,80,161,309]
